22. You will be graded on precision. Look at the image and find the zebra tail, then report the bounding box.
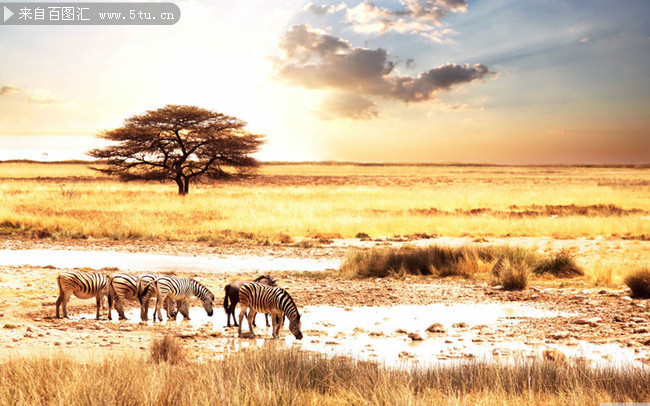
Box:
[223,285,230,313]
[107,276,115,310]
[138,281,151,305]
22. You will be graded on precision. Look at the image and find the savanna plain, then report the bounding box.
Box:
[1,162,650,405]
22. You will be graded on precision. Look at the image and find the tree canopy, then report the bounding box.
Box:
[88,105,265,194]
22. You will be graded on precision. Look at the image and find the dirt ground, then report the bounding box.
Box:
[0,237,649,365]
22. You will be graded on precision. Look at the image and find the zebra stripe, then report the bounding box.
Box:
[153,276,215,321]
[56,270,109,319]
[238,282,303,340]
[136,274,178,321]
[108,273,137,320]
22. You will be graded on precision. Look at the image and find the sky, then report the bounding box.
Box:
[0,0,648,163]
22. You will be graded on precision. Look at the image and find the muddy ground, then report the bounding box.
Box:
[0,237,649,365]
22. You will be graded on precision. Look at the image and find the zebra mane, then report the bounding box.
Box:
[189,278,214,299]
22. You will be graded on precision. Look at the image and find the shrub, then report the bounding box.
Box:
[624,269,650,298]
[534,250,584,277]
[150,334,185,364]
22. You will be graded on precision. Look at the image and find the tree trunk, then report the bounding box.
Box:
[182,176,190,195]
[176,177,188,195]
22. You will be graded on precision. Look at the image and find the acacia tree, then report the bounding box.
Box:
[88,105,265,195]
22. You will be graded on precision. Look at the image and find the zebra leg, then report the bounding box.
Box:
[179,300,190,320]
[246,310,257,337]
[154,295,164,322]
[227,302,238,327]
[140,297,150,321]
[61,294,72,318]
[95,295,102,320]
[271,314,279,339]
[55,277,68,319]
[265,313,270,328]
[237,305,248,337]
[116,296,127,320]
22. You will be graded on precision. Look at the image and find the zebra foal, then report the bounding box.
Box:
[151,276,215,321]
[238,282,303,340]
[56,270,109,319]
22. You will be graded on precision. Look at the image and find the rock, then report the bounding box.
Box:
[452,322,468,328]
[368,331,384,337]
[398,351,413,358]
[630,317,647,323]
[492,285,504,290]
[395,329,408,334]
[642,338,650,346]
[177,331,198,339]
[633,327,649,334]
[548,331,570,340]
[408,332,424,341]
[425,323,447,333]
[325,341,340,345]
[573,317,601,327]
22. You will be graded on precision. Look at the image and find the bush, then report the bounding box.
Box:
[150,334,185,364]
[624,269,650,298]
[534,251,584,277]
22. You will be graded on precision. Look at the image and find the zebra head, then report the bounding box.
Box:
[289,315,303,340]
[203,292,215,317]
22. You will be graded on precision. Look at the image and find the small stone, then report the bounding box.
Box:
[53,341,61,346]
[633,327,649,334]
[630,317,647,323]
[395,329,408,334]
[325,341,340,345]
[425,323,447,334]
[408,332,424,341]
[452,322,468,328]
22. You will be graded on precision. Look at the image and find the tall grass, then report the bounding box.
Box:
[0,163,648,241]
[339,244,580,288]
[0,347,648,405]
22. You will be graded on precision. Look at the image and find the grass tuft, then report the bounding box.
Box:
[533,251,584,278]
[624,268,650,298]
[492,257,531,290]
[1,347,650,405]
[150,334,185,364]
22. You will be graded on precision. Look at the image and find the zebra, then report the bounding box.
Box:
[237,282,303,340]
[55,270,109,319]
[151,276,214,321]
[108,273,175,321]
[136,273,177,321]
[223,275,277,328]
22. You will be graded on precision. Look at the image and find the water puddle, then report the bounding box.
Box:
[0,249,340,273]
[89,302,645,368]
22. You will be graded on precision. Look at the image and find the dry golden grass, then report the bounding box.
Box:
[0,162,648,242]
[1,346,649,406]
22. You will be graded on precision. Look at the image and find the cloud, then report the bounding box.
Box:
[303,2,346,16]
[0,85,24,95]
[274,24,494,114]
[27,89,59,104]
[344,0,466,41]
[319,93,379,120]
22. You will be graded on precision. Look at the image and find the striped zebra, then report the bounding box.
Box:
[55,270,109,319]
[108,273,175,321]
[151,276,214,321]
[136,274,177,321]
[238,282,303,340]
